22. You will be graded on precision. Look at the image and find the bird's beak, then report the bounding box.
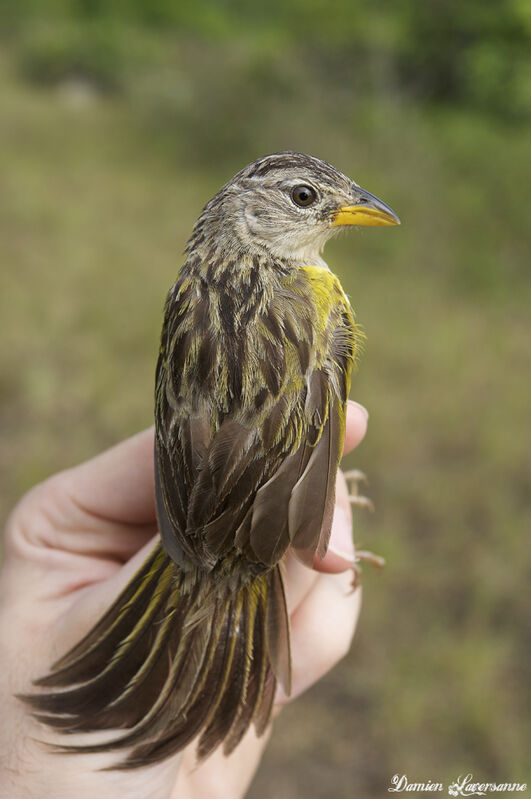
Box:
[332,187,401,227]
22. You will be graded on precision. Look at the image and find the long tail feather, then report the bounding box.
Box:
[21,543,289,769]
[35,546,167,688]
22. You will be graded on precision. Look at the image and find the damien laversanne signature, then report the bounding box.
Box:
[388,773,528,796]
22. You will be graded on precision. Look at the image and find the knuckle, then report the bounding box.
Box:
[3,473,70,557]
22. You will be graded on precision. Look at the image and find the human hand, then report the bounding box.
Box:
[0,400,367,799]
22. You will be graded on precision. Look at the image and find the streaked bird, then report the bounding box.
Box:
[22,152,400,768]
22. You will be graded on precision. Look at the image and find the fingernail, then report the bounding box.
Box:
[348,400,369,421]
[328,507,355,563]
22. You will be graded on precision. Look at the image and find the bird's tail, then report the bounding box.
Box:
[21,542,291,769]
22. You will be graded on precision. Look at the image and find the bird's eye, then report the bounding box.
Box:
[291,185,317,207]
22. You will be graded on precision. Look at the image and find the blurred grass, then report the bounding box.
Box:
[0,27,530,799]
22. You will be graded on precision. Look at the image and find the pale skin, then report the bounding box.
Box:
[0,401,368,799]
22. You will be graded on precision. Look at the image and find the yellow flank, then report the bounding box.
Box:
[301,265,349,320]
[300,264,342,291]
[300,264,358,340]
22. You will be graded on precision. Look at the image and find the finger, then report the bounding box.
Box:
[35,517,157,564]
[61,428,156,525]
[52,536,160,655]
[343,400,368,455]
[176,726,272,799]
[278,575,362,704]
[3,479,156,588]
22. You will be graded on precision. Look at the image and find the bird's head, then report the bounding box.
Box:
[191,151,400,265]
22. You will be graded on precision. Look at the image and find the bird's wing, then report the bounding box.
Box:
[155,368,346,571]
[155,366,354,572]
[236,366,346,569]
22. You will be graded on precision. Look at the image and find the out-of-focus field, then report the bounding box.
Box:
[1,7,530,796]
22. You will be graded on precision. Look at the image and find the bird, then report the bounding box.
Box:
[22,151,400,769]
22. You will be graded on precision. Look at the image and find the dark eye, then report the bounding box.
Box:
[291,184,317,207]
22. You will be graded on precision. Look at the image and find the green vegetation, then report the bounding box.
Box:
[0,4,530,797]
[3,0,531,119]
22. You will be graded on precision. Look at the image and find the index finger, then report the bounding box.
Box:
[62,427,156,525]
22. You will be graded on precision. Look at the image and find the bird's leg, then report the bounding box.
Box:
[344,469,385,589]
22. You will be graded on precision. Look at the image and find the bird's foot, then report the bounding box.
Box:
[344,469,375,512]
[344,470,383,589]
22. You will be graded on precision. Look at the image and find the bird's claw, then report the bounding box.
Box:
[344,469,375,513]
[356,550,386,570]
[343,468,368,487]
[349,550,386,591]
[349,495,375,512]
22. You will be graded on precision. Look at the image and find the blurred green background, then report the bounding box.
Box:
[1,2,530,796]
